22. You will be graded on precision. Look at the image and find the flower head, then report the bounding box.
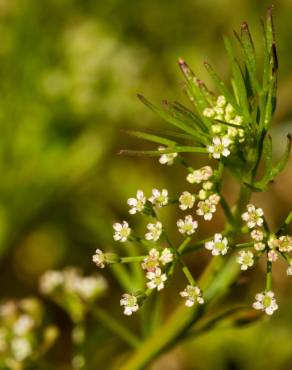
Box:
[241,204,264,228]
[254,242,266,251]
[177,215,198,235]
[186,166,213,184]
[92,249,106,268]
[127,190,146,214]
[158,146,178,165]
[208,136,232,159]
[268,249,278,262]
[251,229,264,242]
[39,270,64,295]
[205,233,229,256]
[146,268,167,291]
[180,285,204,307]
[145,221,162,242]
[148,189,168,207]
[278,235,292,252]
[253,291,278,315]
[196,199,216,221]
[141,248,160,272]
[160,248,174,265]
[179,191,195,210]
[120,294,139,316]
[113,221,131,242]
[236,250,254,270]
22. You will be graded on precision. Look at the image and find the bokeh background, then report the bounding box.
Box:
[0,0,292,369]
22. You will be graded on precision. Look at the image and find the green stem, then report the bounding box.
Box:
[121,256,146,263]
[92,307,141,349]
[266,258,273,291]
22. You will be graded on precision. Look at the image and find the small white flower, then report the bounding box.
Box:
[13,315,34,336]
[186,166,213,184]
[149,189,168,207]
[92,249,106,268]
[145,221,162,242]
[177,215,198,235]
[278,235,292,252]
[158,146,178,165]
[179,191,195,210]
[180,285,204,307]
[196,199,216,221]
[202,181,213,190]
[251,229,264,242]
[225,103,235,115]
[208,136,232,159]
[236,250,254,270]
[160,248,174,265]
[254,242,266,251]
[198,189,208,200]
[39,270,64,294]
[146,268,167,291]
[216,95,227,107]
[113,221,131,242]
[120,294,139,316]
[211,124,223,134]
[268,249,278,262]
[205,233,229,256]
[252,291,278,315]
[11,337,32,361]
[208,193,220,205]
[141,248,160,272]
[214,106,224,118]
[127,190,146,214]
[233,115,243,125]
[241,204,264,228]
[267,235,279,249]
[74,276,107,301]
[203,107,215,118]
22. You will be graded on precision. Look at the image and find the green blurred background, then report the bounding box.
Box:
[0,0,292,368]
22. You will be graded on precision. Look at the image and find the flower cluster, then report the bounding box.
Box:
[0,298,58,367]
[203,95,245,159]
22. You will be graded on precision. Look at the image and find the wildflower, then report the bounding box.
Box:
[186,166,213,184]
[13,315,34,336]
[267,235,279,249]
[39,270,63,294]
[202,181,213,190]
[236,250,254,270]
[207,136,232,159]
[146,268,167,291]
[158,146,178,165]
[141,248,160,271]
[278,235,292,252]
[92,249,106,268]
[145,221,162,242]
[225,103,235,115]
[214,106,224,118]
[179,191,195,210]
[251,229,264,242]
[211,124,223,134]
[127,190,146,214]
[268,249,278,262]
[160,248,174,265]
[11,337,32,361]
[180,285,204,307]
[217,95,227,107]
[196,199,216,221]
[113,221,131,242]
[254,242,266,251]
[177,215,198,235]
[241,204,264,228]
[149,188,168,207]
[252,291,278,315]
[203,107,215,118]
[120,294,139,316]
[205,233,229,256]
[208,193,220,205]
[74,276,108,301]
[198,189,207,200]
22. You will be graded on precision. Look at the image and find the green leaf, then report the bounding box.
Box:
[239,22,260,94]
[224,36,251,124]
[137,94,208,142]
[204,61,239,111]
[122,129,177,146]
[270,134,292,178]
[119,146,207,157]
